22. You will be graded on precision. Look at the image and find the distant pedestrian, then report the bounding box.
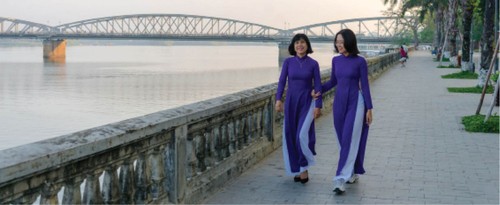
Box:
[275,33,323,184]
[399,45,408,67]
[312,29,373,195]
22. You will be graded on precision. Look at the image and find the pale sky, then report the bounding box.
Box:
[1,0,390,29]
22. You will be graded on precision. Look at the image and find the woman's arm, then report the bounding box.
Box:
[321,57,337,92]
[275,59,289,112]
[313,61,323,109]
[359,58,373,110]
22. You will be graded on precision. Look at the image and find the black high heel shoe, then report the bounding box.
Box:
[294,176,301,182]
[300,170,309,184]
[300,177,309,184]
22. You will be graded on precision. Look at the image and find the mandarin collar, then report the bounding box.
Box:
[296,55,308,60]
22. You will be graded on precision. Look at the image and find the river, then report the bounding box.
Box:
[0,41,341,150]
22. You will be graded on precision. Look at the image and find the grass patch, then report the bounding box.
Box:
[433,58,450,62]
[447,86,494,94]
[441,71,478,79]
[437,64,460,69]
[462,114,499,133]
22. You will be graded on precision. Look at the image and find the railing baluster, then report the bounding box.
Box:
[264,99,274,141]
[241,115,249,146]
[246,112,253,143]
[135,154,148,204]
[186,135,196,179]
[203,130,214,168]
[82,173,103,204]
[257,108,263,138]
[221,122,230,158]
[195,132,206,172]
[102,166,119,204]
[163,142,175,203]
[62,178,83,204]
[149,147,164,202]
[40,181,60,205]
[213,125,223,162]
[119,160,135,204]
[235,118,243,150]
[228,120,237,154]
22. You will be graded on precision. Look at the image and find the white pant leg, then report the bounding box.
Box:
[334,91,365,181]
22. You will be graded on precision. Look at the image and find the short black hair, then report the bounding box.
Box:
[334,29,360,56]
[288,33,314,56]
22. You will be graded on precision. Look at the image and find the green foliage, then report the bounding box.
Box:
[447,86,494,94]
[462,114,499,133]
[471,0,484,42]
[419,13,434,43]
[393,31,413,46]
[442,71,478,79]
[491,72,499,82]
[419,25,434,43]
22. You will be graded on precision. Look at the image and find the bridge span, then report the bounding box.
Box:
[0,14,413,60]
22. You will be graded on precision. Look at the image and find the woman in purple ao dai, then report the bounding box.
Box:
[315,29,373,194]
[275,34,322,184]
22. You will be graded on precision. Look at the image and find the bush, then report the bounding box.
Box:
[491,72,498,82]
[462,115,499,133]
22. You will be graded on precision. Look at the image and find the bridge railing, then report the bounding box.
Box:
[0,51,401,204]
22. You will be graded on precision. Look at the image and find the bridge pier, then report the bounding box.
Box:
[43,39,66,62]
[278,41,290,69]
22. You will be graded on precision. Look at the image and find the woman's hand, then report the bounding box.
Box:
[275,100,283,112]
[311,90,321,100]
[314,108,321,119]
[366,109,372,126]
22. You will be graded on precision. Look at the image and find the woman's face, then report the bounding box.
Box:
[335,34,347,55]
[294,38,308,57]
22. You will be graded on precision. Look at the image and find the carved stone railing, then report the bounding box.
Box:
[0,51,400,204]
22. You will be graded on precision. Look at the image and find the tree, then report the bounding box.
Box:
[419,15,435,43]
[383,0,449,50]
[478,0,496,87]
[383,0,423,47]
[446,0,459,65]
[460,0,476,72]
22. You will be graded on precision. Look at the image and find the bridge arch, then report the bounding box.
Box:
[53,14,285,41]
[287,17,414,42]
[0,17,56,37]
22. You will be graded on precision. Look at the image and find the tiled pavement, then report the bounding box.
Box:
[203,51,499,204]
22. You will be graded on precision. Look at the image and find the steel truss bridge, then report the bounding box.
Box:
[0,14,414,43]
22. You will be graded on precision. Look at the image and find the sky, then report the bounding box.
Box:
[1,0,391,29]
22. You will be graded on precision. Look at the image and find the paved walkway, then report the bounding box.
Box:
[203,51,499,204]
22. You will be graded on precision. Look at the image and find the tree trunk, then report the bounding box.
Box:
[412,18,420,48]
[447,0,459,65]
[433,10,440,49]
[461,0,475,72]
[478,0,495,87]
[439,5,447,50]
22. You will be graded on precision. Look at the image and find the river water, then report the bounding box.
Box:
[0,41,339,150]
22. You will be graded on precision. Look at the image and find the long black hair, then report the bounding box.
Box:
[334,29,360,56]
[288,33,314,56]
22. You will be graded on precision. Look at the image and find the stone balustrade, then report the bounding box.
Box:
[0,51,401,204]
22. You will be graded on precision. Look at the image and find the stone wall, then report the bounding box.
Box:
[0,51,400,204]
